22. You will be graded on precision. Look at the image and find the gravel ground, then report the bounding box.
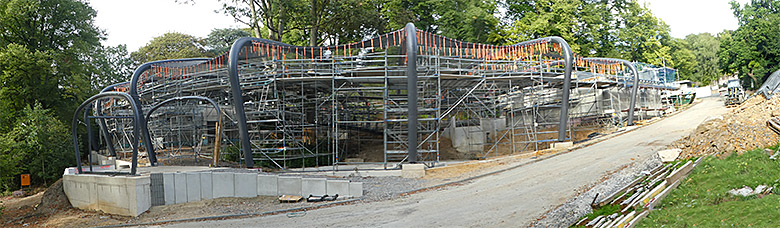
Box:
[347,176,429,201]
[529,154,662,227]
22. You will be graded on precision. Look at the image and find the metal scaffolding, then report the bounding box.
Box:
[80,23,676,171]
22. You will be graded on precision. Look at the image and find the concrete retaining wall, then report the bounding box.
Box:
[63,170,363,217]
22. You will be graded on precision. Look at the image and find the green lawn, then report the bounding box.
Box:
[637,147,780,227]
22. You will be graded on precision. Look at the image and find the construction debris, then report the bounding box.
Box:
[656,149,681,162]
[670,95,780,159]
[727,185,772,197]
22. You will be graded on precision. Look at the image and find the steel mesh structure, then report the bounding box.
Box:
[74,23,676,171]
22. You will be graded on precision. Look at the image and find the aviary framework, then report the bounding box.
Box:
[76,23,675,172]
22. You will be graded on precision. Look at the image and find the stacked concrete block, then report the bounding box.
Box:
[302,178,327,196]
[199,172,213,200]
[277,176,302,196]
[212,172,235,198]
[234,173,258,197]
[186,173,201,202]
[173,173,187,204]
[257,175,278,196]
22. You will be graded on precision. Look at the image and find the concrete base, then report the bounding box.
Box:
[62,174,150,217]
[401,164,426,178]
[550,142,573,150]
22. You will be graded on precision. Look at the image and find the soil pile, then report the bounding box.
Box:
[671,95,780,158]
[35,179,71,216]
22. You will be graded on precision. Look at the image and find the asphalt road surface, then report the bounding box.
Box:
[165,97,727,227]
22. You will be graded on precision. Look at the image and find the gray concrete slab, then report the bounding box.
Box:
[186,173,201,202]
[173,173,187,204]
[301,178,327,196]
[200,172,213,200]
[162,173,175,205]
[212,172,234,198]
[277,176,302,196]
[326,180,349,196]
[234,173,257,198]
[257,175,278,196]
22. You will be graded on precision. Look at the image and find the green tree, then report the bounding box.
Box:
[0,0,103,128]
[685,33,721,85]
[719,0,780,89]
[0,103,73,192]
[89,44,134,91]
[131,32,209,63]
[206,28,251,54]
[503,0,581,49]
[667,38,696,82]
[383,0,501,43]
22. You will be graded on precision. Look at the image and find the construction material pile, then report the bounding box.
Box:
[671,95,780,158]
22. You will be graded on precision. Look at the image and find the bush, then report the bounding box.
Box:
[0,104,73,192]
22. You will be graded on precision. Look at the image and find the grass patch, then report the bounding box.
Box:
[637,147,780,227]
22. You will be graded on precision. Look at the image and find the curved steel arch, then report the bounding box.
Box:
[128,58,211,166]
[582,57,640,126]
[72,92,143,175]
[144,96,224,166]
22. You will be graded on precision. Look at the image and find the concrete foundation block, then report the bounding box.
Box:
[63,174,151,217]
[326,180,349,196]
[200,172,213,200]
[302,178,327,196]
[186,173,201,202]
[257,175,278,196]
[277,176,302,196]
[401,164,426,178]
[162,173,175,205]
[212,173,235,198]
[551,141,573,150]
[349,182,364,197]
[234,173,258,198]
[173,173,187,204]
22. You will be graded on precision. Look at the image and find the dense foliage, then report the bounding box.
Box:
[718,0,780,89]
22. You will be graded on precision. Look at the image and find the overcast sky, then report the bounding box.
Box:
[90,0,751,52]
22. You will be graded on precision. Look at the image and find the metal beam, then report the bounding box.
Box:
[405,23,418,163]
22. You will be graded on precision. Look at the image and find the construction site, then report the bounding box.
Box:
[14,23,776,228]
[80,24,676,173]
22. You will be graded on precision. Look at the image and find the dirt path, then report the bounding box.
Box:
[163,97,727,227]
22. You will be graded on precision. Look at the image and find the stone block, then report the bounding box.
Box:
[326,180,349,196]
[302,178,327,196]
[234,173,258,198]
[277,176,302,196]
[257,175,278,196]
[174,173,187,204]
[162,173,175,205]
[349,182,363,197]
[186,173,201,202]
[657,149,681,162]
[212,172,235,198]
[200,172,213,200]
[401,164,426,178]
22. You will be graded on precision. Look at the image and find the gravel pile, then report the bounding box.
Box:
[347,176,429,201]
[671,95,780,158]
[529,155,661,227]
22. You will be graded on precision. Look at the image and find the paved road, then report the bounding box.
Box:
[167,97,727,227]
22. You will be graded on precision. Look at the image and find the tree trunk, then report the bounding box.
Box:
[249,0,262,38]
[309,0,318,46]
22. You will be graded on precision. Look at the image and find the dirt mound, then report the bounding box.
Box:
[671,95,780,158]
[35,179,71,216]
